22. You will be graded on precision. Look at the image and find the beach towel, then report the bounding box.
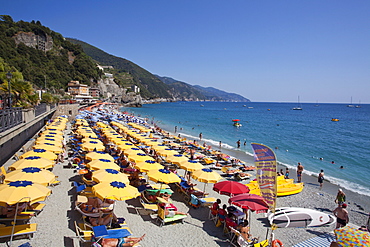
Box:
[292,233,335,247]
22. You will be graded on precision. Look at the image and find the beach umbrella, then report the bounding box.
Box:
[191,168,222,184]
[116,142,135,151]
[128,153,155,164]
[85,151,115,162]
[92,181,140,201]
[82,138,103,144]
[147,169,181,184]
[0,180,51,205]
[213,181,250,196]
[92,169,130,184]
[4,167,56,186]
[228,194,269,213]
[165,154,189,166]
[32,144,63,154]
[134,160,163,172]
[179,160,204,172]
[38,134,64,140]
[123,148,145,157]
[8,156,55,171]
[81,141,105,151]
[45,124,65,131]
[152,144,170,151]
[334,225,370,246]
[86,159,120,171]
[156,148,179,157]
[232,119,240,122]
[20,149,58,161]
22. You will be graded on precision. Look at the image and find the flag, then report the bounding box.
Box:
[251,143,277,213]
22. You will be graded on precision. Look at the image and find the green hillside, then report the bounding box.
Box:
[66,38,172,99]
[0,15,101,92]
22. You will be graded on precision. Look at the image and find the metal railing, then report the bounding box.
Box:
[0,107,23,133]
[35,103,47,117]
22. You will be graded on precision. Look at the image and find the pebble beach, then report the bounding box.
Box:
[1,108,369,247]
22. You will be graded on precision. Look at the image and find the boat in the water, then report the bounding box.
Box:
[267,207,336,228]
[292,96,302,110]
[331,118,339,122]
[232,119,242,127]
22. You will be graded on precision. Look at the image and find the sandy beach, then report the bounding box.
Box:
[1,111,369,247]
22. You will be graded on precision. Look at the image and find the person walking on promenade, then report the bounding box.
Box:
[297,162,304,182]
[236,140,241,148]
[333,203,349,228]
[335,189,346,206]
[318,170,324,189]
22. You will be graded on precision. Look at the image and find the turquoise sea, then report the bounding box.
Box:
[123,102,370,197]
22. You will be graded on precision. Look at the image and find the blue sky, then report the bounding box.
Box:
[3,0,370,103]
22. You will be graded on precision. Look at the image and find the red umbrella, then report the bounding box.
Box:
[213,181,250,196]
[232,119,240,122]
[228,194,269,213]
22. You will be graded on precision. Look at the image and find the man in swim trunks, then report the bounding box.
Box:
[318,170,324,189]
[333,203,349,228]
[101,234,145,247]
[297,162,304,182]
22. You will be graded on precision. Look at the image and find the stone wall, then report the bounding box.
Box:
[13,31,53,52]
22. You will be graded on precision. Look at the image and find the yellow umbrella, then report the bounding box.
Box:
[92,181,140,201]
[4,167,56,186]
[86,159,120,171]
[32,144,63,154]
[116,142,136,151]
[40,130,64,135]
[85,151,115,162]
[8,156,55,171]
[123,147,145,156]
[81,141,105,152]
[147,168,181,184]
[45,124,65,131]
[20,149,58,161]
[156,148,179,157]
[179,160,204,172]
[35,139,63,147]
[191,168,222,184]
[134,160,163,172]
[37,134,64,141]
[128,153,155,164]
[152,144,170,151]
[0,180,51,205]
[166,154,189,166]
[92,169,130,184]
[81,138,102,144]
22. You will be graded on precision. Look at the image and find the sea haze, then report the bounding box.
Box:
[124,101,370,197]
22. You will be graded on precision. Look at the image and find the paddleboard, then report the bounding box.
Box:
[268,207,335,228]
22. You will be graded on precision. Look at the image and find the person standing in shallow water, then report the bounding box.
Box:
[236,140,241,148]
[318,170,324,189]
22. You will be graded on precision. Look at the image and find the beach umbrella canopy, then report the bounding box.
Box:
[165,154,189,166]
[123,148,145,156]
[334,225,370,246]
[86,159,120,171]
[4,167,56,186]
[92,169,130,184]
[191,168,222,183]
[81,141,105,151]
[85,151,115,162]
[232,119,240,122]
[134,160,163,172]
[92,181,140,201]
[9,156,54,171]
[213,181,250,196]
[38,134,64,141]
[20,149,58,161]
[0,180,51,205]
[32,144,63,154]
[179,160,205,172]
[45,124,65,130]
[156,148,179,157]
[116,142,135,151]
[228,194,269,213]
[128,153,154,164]
[147,169,181,184]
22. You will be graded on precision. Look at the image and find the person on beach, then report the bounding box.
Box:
[174,126,177,133]
[333,203,349,228]
[297,162,304,182]
[199,132,202,141]
[236,140,241,148]
[335,189,346,206]
[100,234,146,247]
[318,170,324,188]
[284,168,290,179]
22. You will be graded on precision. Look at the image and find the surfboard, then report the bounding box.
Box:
[268,207,335,228]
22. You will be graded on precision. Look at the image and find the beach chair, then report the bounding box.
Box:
[0,166,7,183]
[208,206,218,224]
[228,227,267,247]
[0,223,37,244]
[156,205,187,227]
[27,202,46,216]
[92,225,132,243]
[74,221,93,243]
[138,197,158,214]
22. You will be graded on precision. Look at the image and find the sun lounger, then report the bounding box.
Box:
[0,223,37,243]
[228,227,268,247]
[0,215,33,223]
[138,198,158,214]
[156,205,187,227]
[74,221,93,243]
[27,203,46,216]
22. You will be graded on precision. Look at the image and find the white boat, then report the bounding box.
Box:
[347,97,355,107]
[267,207,335,228]
[292,96,302,110]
